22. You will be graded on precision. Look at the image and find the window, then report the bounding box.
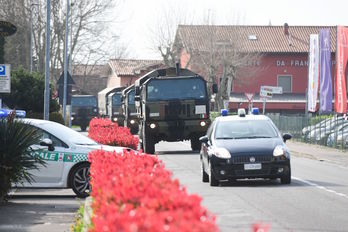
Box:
[278,75,292,93]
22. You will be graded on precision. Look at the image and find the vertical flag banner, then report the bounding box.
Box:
[307,34,320,112]
[335,26,348,114]
[319,29,333,113]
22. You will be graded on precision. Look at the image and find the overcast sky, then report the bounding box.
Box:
[112,0,348,60]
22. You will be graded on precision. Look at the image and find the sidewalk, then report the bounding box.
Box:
[286,140,348,167]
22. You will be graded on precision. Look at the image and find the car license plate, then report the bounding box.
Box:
[244,163,262,170]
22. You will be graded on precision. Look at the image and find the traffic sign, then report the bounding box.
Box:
[260,86,283,98]
[0,64,11,93]
[245,92,254,101]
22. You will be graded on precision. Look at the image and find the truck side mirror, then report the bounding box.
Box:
[212,84,218,94]
[135,86,140,95]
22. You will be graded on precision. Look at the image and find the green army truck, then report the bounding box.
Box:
[134,66,216,154]
[122,84,139,134]
[71,95,98,131]
[107,88,125,126]
[98,86,124,125]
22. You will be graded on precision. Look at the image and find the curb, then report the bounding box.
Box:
[83,196,93,232]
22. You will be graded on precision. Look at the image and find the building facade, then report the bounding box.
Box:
[174,24,338,114]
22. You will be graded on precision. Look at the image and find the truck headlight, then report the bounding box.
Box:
[130,119,135,124]
[71,116,74,120]
[214,148,231,159]
[113,117,118,122]
[200,121,206,127]
[150,123,156,129]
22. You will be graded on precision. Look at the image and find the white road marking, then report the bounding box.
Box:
[292,176,348,200]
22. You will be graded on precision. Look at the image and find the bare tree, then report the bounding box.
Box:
[0,0,126,82]
[179,25,262,111]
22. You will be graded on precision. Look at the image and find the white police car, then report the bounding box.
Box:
[14,118,127,197]
[200,108,292,186]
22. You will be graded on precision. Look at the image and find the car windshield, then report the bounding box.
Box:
[128,89,135,105]
[215,119,278,139]
[146,78,207,101]
[40,122,98,145]
[71,96,97,107]
[112,93,122,106]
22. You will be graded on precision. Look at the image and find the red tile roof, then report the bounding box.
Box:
[108,59,163,76]
[72,64,109,77]
[176,25,337,53]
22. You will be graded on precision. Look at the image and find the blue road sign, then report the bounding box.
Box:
[0,65,6,76]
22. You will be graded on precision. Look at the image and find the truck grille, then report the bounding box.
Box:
[164,104,191,118]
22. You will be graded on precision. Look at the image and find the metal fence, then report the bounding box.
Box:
[267,113,348,150]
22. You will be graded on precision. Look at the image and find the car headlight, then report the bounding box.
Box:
[273,145,286,157]
[214,148,231,159]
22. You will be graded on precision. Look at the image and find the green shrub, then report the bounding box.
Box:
[0,112,45,202]
[71,205,85,232]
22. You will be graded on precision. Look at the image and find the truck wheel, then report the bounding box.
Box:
[191,137,201,151]
[80,125,87,131]
[143,128,155,154]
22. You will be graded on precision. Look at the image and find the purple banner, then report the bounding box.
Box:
[319,29,333,113]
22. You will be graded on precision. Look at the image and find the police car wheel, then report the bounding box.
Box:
[70,163,91,198]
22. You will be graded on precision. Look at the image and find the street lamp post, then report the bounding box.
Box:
[68,2,74,128]
[44,0,51,120]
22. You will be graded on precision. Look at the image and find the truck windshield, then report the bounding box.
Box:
[71,96,97,106]
[146,78,207,101]
[112,93,122,106]
[128,89,135,105]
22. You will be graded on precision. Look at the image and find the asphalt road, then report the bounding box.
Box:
[155,141,348,232]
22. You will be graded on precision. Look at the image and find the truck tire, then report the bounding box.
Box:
[80,124,87,131]
[191,137,201,151]
[143,127,155,154]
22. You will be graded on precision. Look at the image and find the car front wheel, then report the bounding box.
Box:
[280,167,291,184]
[201,161,209,183]
[209,163,219,186]
[69,163,91,198]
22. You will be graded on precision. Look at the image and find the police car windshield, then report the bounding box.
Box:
[128,90,135,105]
[146,78,206,101]
[71,96,97,107]
[215,119,278,139]
[112,93,122,106]
[41,123,98,145]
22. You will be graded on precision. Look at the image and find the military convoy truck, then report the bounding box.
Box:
[71,95,98,131]
[134,66,216,154]
[122,84,139,134]
[98,86,124,125]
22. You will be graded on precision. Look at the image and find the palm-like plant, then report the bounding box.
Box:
[0,112,45,201]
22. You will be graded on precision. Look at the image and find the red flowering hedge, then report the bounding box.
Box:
[89,150,218,232]
[88,118,138,150]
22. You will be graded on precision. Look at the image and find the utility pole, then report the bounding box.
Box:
[68,1,74,128]
[30,2,38,73]
[44,0,51,120]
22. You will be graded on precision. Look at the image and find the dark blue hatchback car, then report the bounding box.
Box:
[199,109,292,186]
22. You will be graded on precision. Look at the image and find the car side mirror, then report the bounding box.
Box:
[282,133,292,142]
[212,84,218,94]
[199,135,209,143]
[40,138,55,151]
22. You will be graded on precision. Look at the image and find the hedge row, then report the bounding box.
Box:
[88,118,138,150]
[88,149,218,232]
